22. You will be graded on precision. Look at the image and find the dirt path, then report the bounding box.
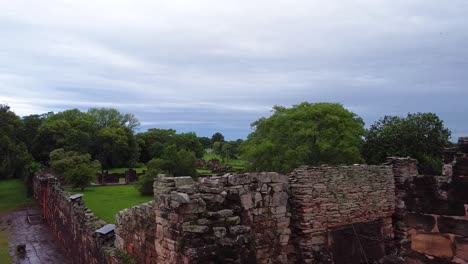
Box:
[0,209,69,264]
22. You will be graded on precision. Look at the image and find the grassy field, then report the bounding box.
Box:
[0,226,11,264]
[0,179,35,214]
[108,167,147,174]
[70,185,153,223]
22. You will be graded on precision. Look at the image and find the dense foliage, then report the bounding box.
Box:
[241,102,366,173]
[136,129,204,164]
[0,105,33,179]
[49,148,101,190]
[362,113,451,175]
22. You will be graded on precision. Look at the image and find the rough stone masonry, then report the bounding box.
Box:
[33,137,468,264]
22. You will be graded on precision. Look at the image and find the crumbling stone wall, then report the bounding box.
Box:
[33,175,128,264]
[392,139,468,263]
[288,165,395,263]
[114,172,290,264]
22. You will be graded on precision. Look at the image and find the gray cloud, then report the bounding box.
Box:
[1,0,467,140]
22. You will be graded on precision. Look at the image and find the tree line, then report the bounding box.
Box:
[0,102,452,189]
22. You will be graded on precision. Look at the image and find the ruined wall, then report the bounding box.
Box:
[115,173,290,264]
[288,165,395,263]
[33,175,127,264]
[392,140,468,263]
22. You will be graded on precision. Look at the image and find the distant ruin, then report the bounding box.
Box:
[32,137,468,263]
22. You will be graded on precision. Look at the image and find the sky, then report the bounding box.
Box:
[1,0,467,140]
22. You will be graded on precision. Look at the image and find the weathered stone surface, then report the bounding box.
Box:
[213,227,227,238]
[455,237,468,261]
[269,172,288,183]
[182,224,210,233]
[171,192,190,204]
[254,172,272,183]
[228,173,252,185]
[438,216,468,236]
[207,209,233,218]
[411,232,454,258]
[404,213,436,232]
[174,176,195,187]
[229,225,252,235]
[240,193,253,210]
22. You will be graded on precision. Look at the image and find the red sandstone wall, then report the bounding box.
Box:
[288,165,396,263]
[114,173,290,264]
[392,155,468,264]
[33,175,126,264]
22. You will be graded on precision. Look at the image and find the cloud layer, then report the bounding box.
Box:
[1,0,467,139]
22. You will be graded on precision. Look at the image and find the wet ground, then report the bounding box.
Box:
[0,209,69,264]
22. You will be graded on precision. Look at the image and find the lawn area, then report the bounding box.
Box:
[0,179,34,214]
[0,225,11,264]
[70,185,153,223]
[108,167,147,174]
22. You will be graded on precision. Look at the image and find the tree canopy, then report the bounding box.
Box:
[49,148,101,190]
[362,112,451,174]
[240,102,366,173]
[0,105,33,179]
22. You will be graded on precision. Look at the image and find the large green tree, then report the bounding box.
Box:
[88,107,140,131]
[241,102,366,173]
[0,105,33,179]
[49,148,101,190]
[136,129,204,163]
[362,112,451,175]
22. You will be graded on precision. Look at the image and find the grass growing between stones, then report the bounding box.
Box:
[70,185,153,223]
[0,179,34,214]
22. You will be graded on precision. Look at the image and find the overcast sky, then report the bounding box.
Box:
[1,0,467,140]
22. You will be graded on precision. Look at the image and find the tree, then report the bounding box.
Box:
[198,136,212,149]
[88,108,140,131]
[362,112,451,175]
[0,105,33,179]
[240,102,366,173]
[211,132,225,146]
[94,127,139,170]
[49,148,101,190]
[136,158,160,195]
[136,129,204,163]
[148,145,197,176]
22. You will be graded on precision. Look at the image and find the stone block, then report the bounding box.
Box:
[182,224,209,234]
[455,237,468,261]
[229,225,251,235]
[170,192,190,204]
[254,173,272,183]
[228,174,252,185]
[174,176,195,188]
[438,216,468,236]
[213,227,227,238]
[240,193,253,210]
[207,209,233,218]
[269,172,288,183]
[411,232,453,258]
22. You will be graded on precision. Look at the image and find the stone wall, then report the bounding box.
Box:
[288,165,395,263]
[33,175,128,264]
[114,172,290,263]
[391,139,468,263]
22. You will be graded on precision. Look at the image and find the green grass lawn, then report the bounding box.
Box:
[70,185,153,223]
[108,167,147,174]
[0,179,34,214]
[0,226,11,264]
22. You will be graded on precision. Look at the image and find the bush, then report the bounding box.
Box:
[136,173,156,195]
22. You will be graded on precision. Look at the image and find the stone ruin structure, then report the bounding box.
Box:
[32,137,468,264]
